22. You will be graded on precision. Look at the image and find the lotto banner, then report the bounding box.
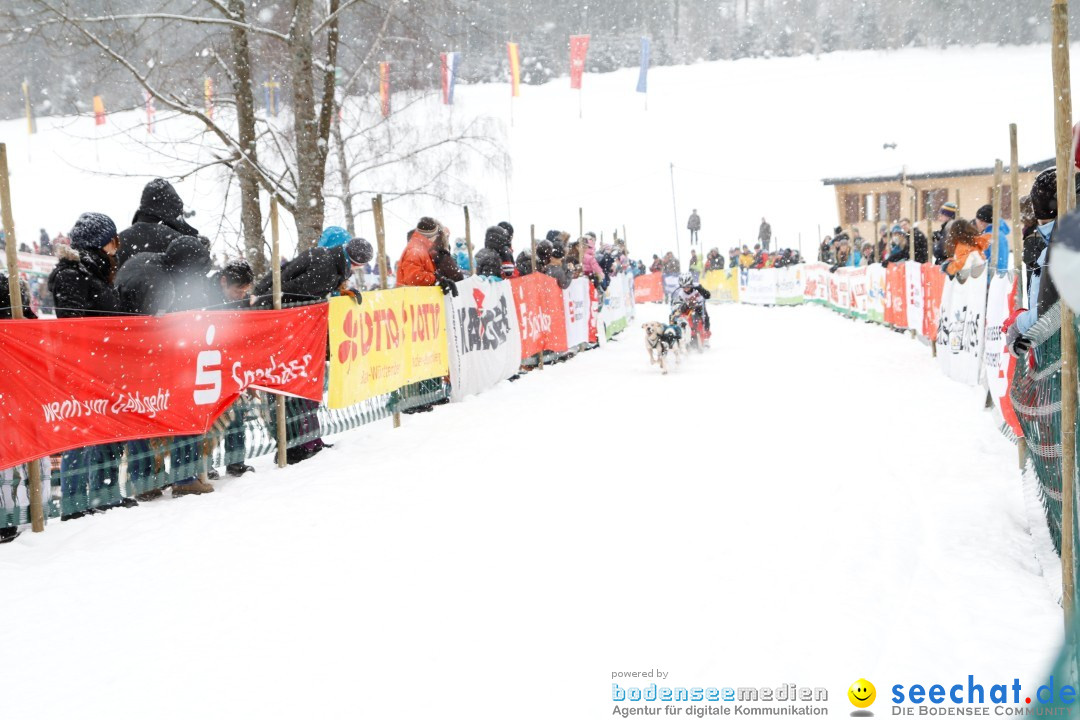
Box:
[702,269,739,303]
[634,273,663,303]
[936,276,988,386]
[921,264,946,341]
[510,273,569,358]
[866,264,887,324]
[775,266,806,305]
[564,278,591,347]
[446,276,523,402]
[740,268,777,305]
[984,273,1023,435]
[884,263,908,328]
[0,306,327,470]
[327,289,448,409]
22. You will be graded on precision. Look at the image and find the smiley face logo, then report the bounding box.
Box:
[848,679,876,709]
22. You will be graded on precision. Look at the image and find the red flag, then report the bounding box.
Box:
[93,95,106,126]
[507,42,521,97]
[570,35,590,89]
[379,62,390,117]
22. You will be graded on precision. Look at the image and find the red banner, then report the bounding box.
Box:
[921,263,946,341]
[570,35,590,89]
[634,273,663,303]
[0,306,328,470]
[884,263,907,328]
[510,273,569,358]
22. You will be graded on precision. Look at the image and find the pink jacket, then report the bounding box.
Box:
[582,238,604,278]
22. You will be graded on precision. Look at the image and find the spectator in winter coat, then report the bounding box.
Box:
[860,242,875,266]
[688,250,702,281]
[482,224,515,278]
[116,178,199,267]
[751,244,766,269]
[0,273,36,319]
[454,238,471,275]
[255,236,372,306]
[738,246,754,269]
[880,225,910,268]
[728,247,741,269]
[47,213,129,519]
[536,239,572,289]
[212,258,256,478]
[758,217,772,252]
[687,210,701,245]
[662,251,679,274]
[932,201,958,263]
[973,204,1011,274]
[38,228,52,255]
[516,250,534,277]
[115,235,212,315]
[582,235,607,292]
[705,248,724,271]
[900,218,929,263]
[940,219,988,281]
[1021,194,1044,293]
[649,254,663,273]
[474,248,503,279]
[47,212,122,319]
[818,237,832,263]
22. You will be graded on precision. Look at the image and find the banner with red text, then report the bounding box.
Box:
[0,306,328,469]
[446,276,523,402]
[510,273,569,358]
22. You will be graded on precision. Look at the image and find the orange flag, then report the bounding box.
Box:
[93,95,106,126]
[379,62,390,117]
[507,42,521,97]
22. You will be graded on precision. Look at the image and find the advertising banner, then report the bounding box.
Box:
[564,277,591,347]
[985,273,1023,435]
[600,274,631,340]
[921,263,946,341]
[905,261,924,334]
[510,273,569,358]
[0,306,328,469]
[775,266,806,305]
[0,251,58,278]
[936,276,988,386]
[327,289,448,409]
[866,264,887,324]
[803,263,830,304]
[703,268,740,303]
[446,277,522,402]
[634,272,663,303]
[741,268,777,305]
[847,267,869,319]
[884,263,908,328]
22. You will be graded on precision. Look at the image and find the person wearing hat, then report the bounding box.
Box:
[396,217,456,294]
[932,201,959,263]
[972,204,1010,276]
[881,224,910,268]
[116,178,200,267]
[940,218,988,281]
[46,213,129,520]
[253,229,373,306]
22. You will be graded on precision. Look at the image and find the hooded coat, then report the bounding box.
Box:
[115,236,213,315]
[46,244,122,318]
[116,179,200,267]
[254,245,352,304]
[0,273,37,319]
[396,230,438,287]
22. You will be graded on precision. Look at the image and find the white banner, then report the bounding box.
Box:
[905,261,924,334]
[984,272,1017,410]
[847,267,869,317]
[564,277,591,347]
[776,266,806,305]
[741,267,777,305]
[803,263,830,303]
[446,276,523,402]
[936,276,988,386]
[600,274,631,339]
[0,251,58,278]
[867,264,887,323]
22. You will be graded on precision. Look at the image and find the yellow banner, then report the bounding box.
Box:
[328,288,449,409]
[702,269,739,303]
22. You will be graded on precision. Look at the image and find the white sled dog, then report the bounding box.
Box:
[642,321,683,374]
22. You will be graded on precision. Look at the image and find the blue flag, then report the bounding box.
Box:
[637,37,650,93]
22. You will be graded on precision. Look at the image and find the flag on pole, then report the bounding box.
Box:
[21,80,36,134]
[204,77,214,119]
[570,35,590,90]
[263,77,280,117]
[637,37,650,94]
[93,95,106,126]
[440,51,461,105]
[507,42,521,97]
[379,62,391,117]
[145,91,156,134]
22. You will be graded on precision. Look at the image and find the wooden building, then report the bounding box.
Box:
[822,159,1053,243]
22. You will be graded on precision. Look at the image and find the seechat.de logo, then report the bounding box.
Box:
[849,679,877,716]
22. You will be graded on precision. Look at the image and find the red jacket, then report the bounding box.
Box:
[396,231,436,287]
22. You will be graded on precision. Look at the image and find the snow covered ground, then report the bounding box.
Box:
[0,302,1063,719]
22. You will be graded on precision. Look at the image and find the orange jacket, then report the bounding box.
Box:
[396,231,436,287]
[945,234,990,276]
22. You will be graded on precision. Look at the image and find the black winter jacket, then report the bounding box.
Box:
[115,236,212,315]
[253,246,350,306]
[116,179,200,267]
[47,245,122,318]
[0,273,36,319]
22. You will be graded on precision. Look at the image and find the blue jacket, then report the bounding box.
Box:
[454,250,471,273]
[981,219,1011,273]
[1015,221,1054,335]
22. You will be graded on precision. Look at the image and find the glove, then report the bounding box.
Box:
[939,260,952,276]
[880,259,889,268]
[340,288,362,305]
[437,275,458,297]
[828,265,838,273]
[1010,336,1032,358]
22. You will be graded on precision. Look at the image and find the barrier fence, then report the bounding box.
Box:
[0,272,637,532]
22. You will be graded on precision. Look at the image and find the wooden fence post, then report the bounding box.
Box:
[464,205,474,274]
[0,143,44,532]
[372,194,400,429]
[270,196,288,469]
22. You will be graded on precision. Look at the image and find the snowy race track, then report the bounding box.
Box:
[0,302,1065,719]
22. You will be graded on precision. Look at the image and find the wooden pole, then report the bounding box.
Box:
[1010,124,1024,308]
[464,205,474,275]
[372,194,400,429]
[269,196,288,469]
[579,206,584,239]
[530,223,543,370]
[1052,0,1077,631]
[0,143,44,533]
[1011,124,1027,470]
[991,160,1004,273]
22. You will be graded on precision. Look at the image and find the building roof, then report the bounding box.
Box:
[822,158,1055,186]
